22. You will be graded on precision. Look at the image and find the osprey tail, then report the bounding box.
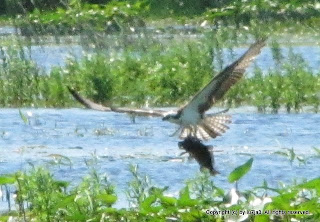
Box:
[179,114,231,140]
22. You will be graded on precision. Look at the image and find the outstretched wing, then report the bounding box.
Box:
[68,87,111,111]
[68,87,167,117]
[182,38,266,114]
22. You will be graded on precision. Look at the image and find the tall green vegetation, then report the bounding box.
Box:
[0,46,42,107]
[0,36,319,112]
[226,44,320,113]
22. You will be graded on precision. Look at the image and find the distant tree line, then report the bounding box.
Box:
[0,0,318,19]
[0,0,116,15]
[0,0,66,15]
[0,0,229,16]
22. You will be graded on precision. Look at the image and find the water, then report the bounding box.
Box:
[0,26,16,36]
[0,108,319,210]
[24,44,320,73]
[28,45,83,71]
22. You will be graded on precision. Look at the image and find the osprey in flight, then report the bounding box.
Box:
[69,39,266,140]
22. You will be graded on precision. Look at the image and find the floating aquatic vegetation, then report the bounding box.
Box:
[47,154,73,168]
[18,109,29,125]
[93,127,117,136]
[137,126,154,137]
[313,147,320,158]
[273,147,308,166]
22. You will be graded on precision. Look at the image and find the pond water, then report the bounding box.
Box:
[0,107,319,210]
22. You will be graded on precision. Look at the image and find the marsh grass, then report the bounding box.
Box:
[0,36,319,112]
[226,44,320,113]
[273,148,308,166]
[126,164,152,208]
[0,46,42,107]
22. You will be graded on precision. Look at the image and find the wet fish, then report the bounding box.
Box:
[178,136,219,176]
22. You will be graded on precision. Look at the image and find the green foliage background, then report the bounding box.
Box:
[0,35,319,113]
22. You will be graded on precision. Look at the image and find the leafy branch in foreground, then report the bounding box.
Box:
[126,164,152,208]
[0,156,319,221]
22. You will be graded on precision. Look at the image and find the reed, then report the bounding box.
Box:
[0,37,319,113]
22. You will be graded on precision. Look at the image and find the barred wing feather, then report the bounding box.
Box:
[182,39,266,114]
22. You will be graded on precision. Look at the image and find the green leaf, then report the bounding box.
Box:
[254,215,270,222]
[228,158,253,183]
[54,194,76,210]
[273,151,289,157]
[140,194,162,213]
[177,187,198,207]
[180,209,203,221]
[140,194,156,209]
[160,196,177,206]
[297,177,320,194]
[102,207,117,214]
[288,148,296,162]
[97,194,117,205]
[0,176,15,185]
[65,211,86,221]
[213,185,225,197]
[19,109,29,124]
[266,192,296,211]
[54,180,70,189]
[0,216,9,221]
[313,147,320,156]
[48,154,73,166]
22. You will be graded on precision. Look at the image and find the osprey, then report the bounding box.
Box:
[68,39,266,140]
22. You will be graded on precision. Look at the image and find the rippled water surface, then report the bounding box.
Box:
[0,108,319,209]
